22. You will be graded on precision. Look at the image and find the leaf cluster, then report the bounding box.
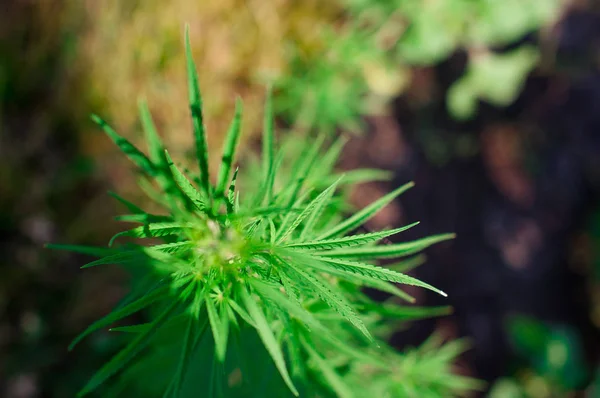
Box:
[50,28,479,398]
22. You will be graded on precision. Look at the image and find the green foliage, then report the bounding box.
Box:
[76,0,563,161]
[276,0,564,127]
[448,47,540,119]
[488,314,591,398]
[50,29,481,397]
[504,315,589,393]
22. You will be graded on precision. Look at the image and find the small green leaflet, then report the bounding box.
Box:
[276,177,342,244]
[238,286,299,396]
[91,114,155,176]
[320,233,456,259]
[77,299,180,397]
[184,24,210,200]
[69,284,171,350]
[311,256,447,297]
[284,222,418,250]
[214,98,243,202]
[284,261,373,342]
[109,222,192,246]
[206,296,230,362]
[317,181,415,240]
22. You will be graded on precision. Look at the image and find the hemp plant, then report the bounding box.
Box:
[49,28,478,397]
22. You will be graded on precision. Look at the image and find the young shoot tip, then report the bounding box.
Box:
[90,114,102,124]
